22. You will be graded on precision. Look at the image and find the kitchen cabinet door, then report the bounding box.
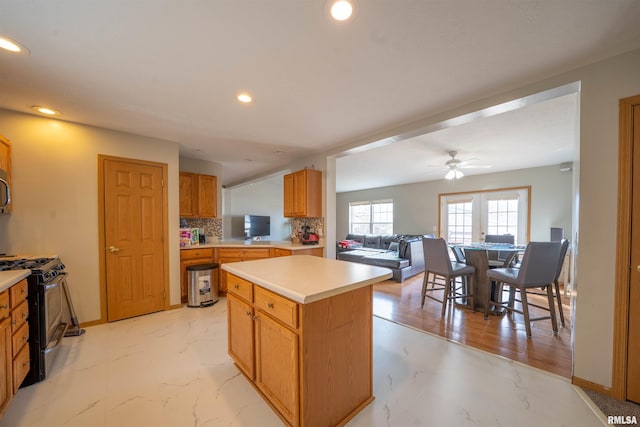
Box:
[227,293,255,380]
[283,169,322,218]
[0,136,12,214]
[0,317,12,417]
[179,172,197,217]
[197,174,217,218]
[254,311,299,426]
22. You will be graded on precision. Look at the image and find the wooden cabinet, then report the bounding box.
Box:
[179,172,217,218]
[0,135,12,214]
[226,272,372,427]
[270,247,323,257]
[179,248,215,303]
[0,278,29,417]
[9,279,29,392]
[283,169,322,218]
[216,248,270,294]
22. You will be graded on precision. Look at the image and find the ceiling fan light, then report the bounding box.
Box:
[445,170,456,180]
[455,170,464,179]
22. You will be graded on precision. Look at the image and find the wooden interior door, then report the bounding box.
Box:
[628,103,640,403]
[103,157,166,321]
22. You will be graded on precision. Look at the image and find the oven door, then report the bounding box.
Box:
[43,273,66,346]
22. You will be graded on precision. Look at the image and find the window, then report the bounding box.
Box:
[447,200,473,244]
[486,198,519,237]
[349,200,393,234]
[439,187,529,244]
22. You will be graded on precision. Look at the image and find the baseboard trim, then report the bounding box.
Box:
[572,376,612,396]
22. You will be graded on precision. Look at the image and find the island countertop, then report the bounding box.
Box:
[221,255,392,304]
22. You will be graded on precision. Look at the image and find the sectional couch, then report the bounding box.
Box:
[336,233,430,282]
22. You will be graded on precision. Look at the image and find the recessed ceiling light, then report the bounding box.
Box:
[327,0,357,22]
[237,93,253,103]
[0,36,30,55]
[31,106,60,116]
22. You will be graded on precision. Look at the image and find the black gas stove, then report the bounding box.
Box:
[0,255,84,387]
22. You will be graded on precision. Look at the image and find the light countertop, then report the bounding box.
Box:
[181,240,324,251]
[222,255,392,304]
[0,270,30,293]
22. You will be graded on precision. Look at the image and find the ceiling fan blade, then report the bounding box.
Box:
[459,164,492,169]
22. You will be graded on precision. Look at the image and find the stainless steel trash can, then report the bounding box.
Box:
[186,263,219,307]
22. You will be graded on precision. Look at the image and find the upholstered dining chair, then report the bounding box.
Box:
[552,239,570,326]
[485,241,562,338]
[485,234,516,268]
[451,245,466,263]
[422,237,475,316]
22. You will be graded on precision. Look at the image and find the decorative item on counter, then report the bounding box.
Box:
[180,228,201,247]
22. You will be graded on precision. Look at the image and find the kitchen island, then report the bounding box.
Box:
[222,255,392,427]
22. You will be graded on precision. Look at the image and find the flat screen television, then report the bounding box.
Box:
[244,215,270,239]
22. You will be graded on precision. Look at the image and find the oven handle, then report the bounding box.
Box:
[42,272,68,291]
[44,322,69,352]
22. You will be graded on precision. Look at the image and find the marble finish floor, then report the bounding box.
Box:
[0,299,605,427]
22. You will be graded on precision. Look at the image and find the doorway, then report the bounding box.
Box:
[614,94,640,403]
[98,155,169,322]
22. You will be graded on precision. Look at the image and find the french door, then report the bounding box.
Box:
[439,187,530,244]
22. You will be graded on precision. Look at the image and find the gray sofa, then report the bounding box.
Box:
[336,234,430,282]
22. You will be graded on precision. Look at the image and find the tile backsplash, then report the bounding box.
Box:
[289,217,325,239]
[181,217,222,240]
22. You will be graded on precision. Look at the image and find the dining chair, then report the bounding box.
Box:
[552,239,570,326]
[485,234,516,268]
[485,241,562,338]
[422,237,475,316]
[451,245,466,263]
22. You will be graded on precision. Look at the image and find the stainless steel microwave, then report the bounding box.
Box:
[0,168,10,214]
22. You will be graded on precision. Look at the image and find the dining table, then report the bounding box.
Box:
[452,243,525,315]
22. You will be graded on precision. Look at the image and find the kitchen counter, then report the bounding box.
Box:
[0,269,30,292]
[181,240,324,251]
[222,254,392,304]
[225,255,390,425]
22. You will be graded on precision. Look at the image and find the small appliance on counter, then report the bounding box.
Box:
[301,225,319,245]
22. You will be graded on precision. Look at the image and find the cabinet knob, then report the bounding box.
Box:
[267,302,274,309]
[245,311,251,316]
[253,315,258,321]
[23,361,29,368]
[234,284,239,289]
[0,304,7,310]
[23,335,28,342]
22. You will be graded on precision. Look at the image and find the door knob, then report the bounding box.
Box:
[108,246,120,253]
[637,265,640,273]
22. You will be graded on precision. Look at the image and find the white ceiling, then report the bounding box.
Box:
[1,1,639,186]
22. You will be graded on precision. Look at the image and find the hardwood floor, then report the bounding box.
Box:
[372,272,573,378]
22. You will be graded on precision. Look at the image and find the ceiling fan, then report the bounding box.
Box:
[442,150,491,180]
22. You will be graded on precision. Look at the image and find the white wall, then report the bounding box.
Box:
[336,164,573,242]
[0,109,181,322]
[223,175,289,241]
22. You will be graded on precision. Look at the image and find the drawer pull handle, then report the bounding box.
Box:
[245,311,251,316]
[253,315,258,320]
[21,288,26,294]
[0,304,7,309]
[234,284,239,289]
[267,303,274,309]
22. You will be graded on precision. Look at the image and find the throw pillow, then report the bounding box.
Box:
[388,241,399,252]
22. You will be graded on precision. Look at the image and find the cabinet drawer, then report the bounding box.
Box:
[227,273,253,302]
[254,286,298,330]
[271,248,292,257]
[13,343,30,393]
[0,291,8,319]
[9,279,28,306]
[11,300,28,333]
[180,248,214,260]
[12,321,29,356]
[242,248,270,259]
[218,248,271,259]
